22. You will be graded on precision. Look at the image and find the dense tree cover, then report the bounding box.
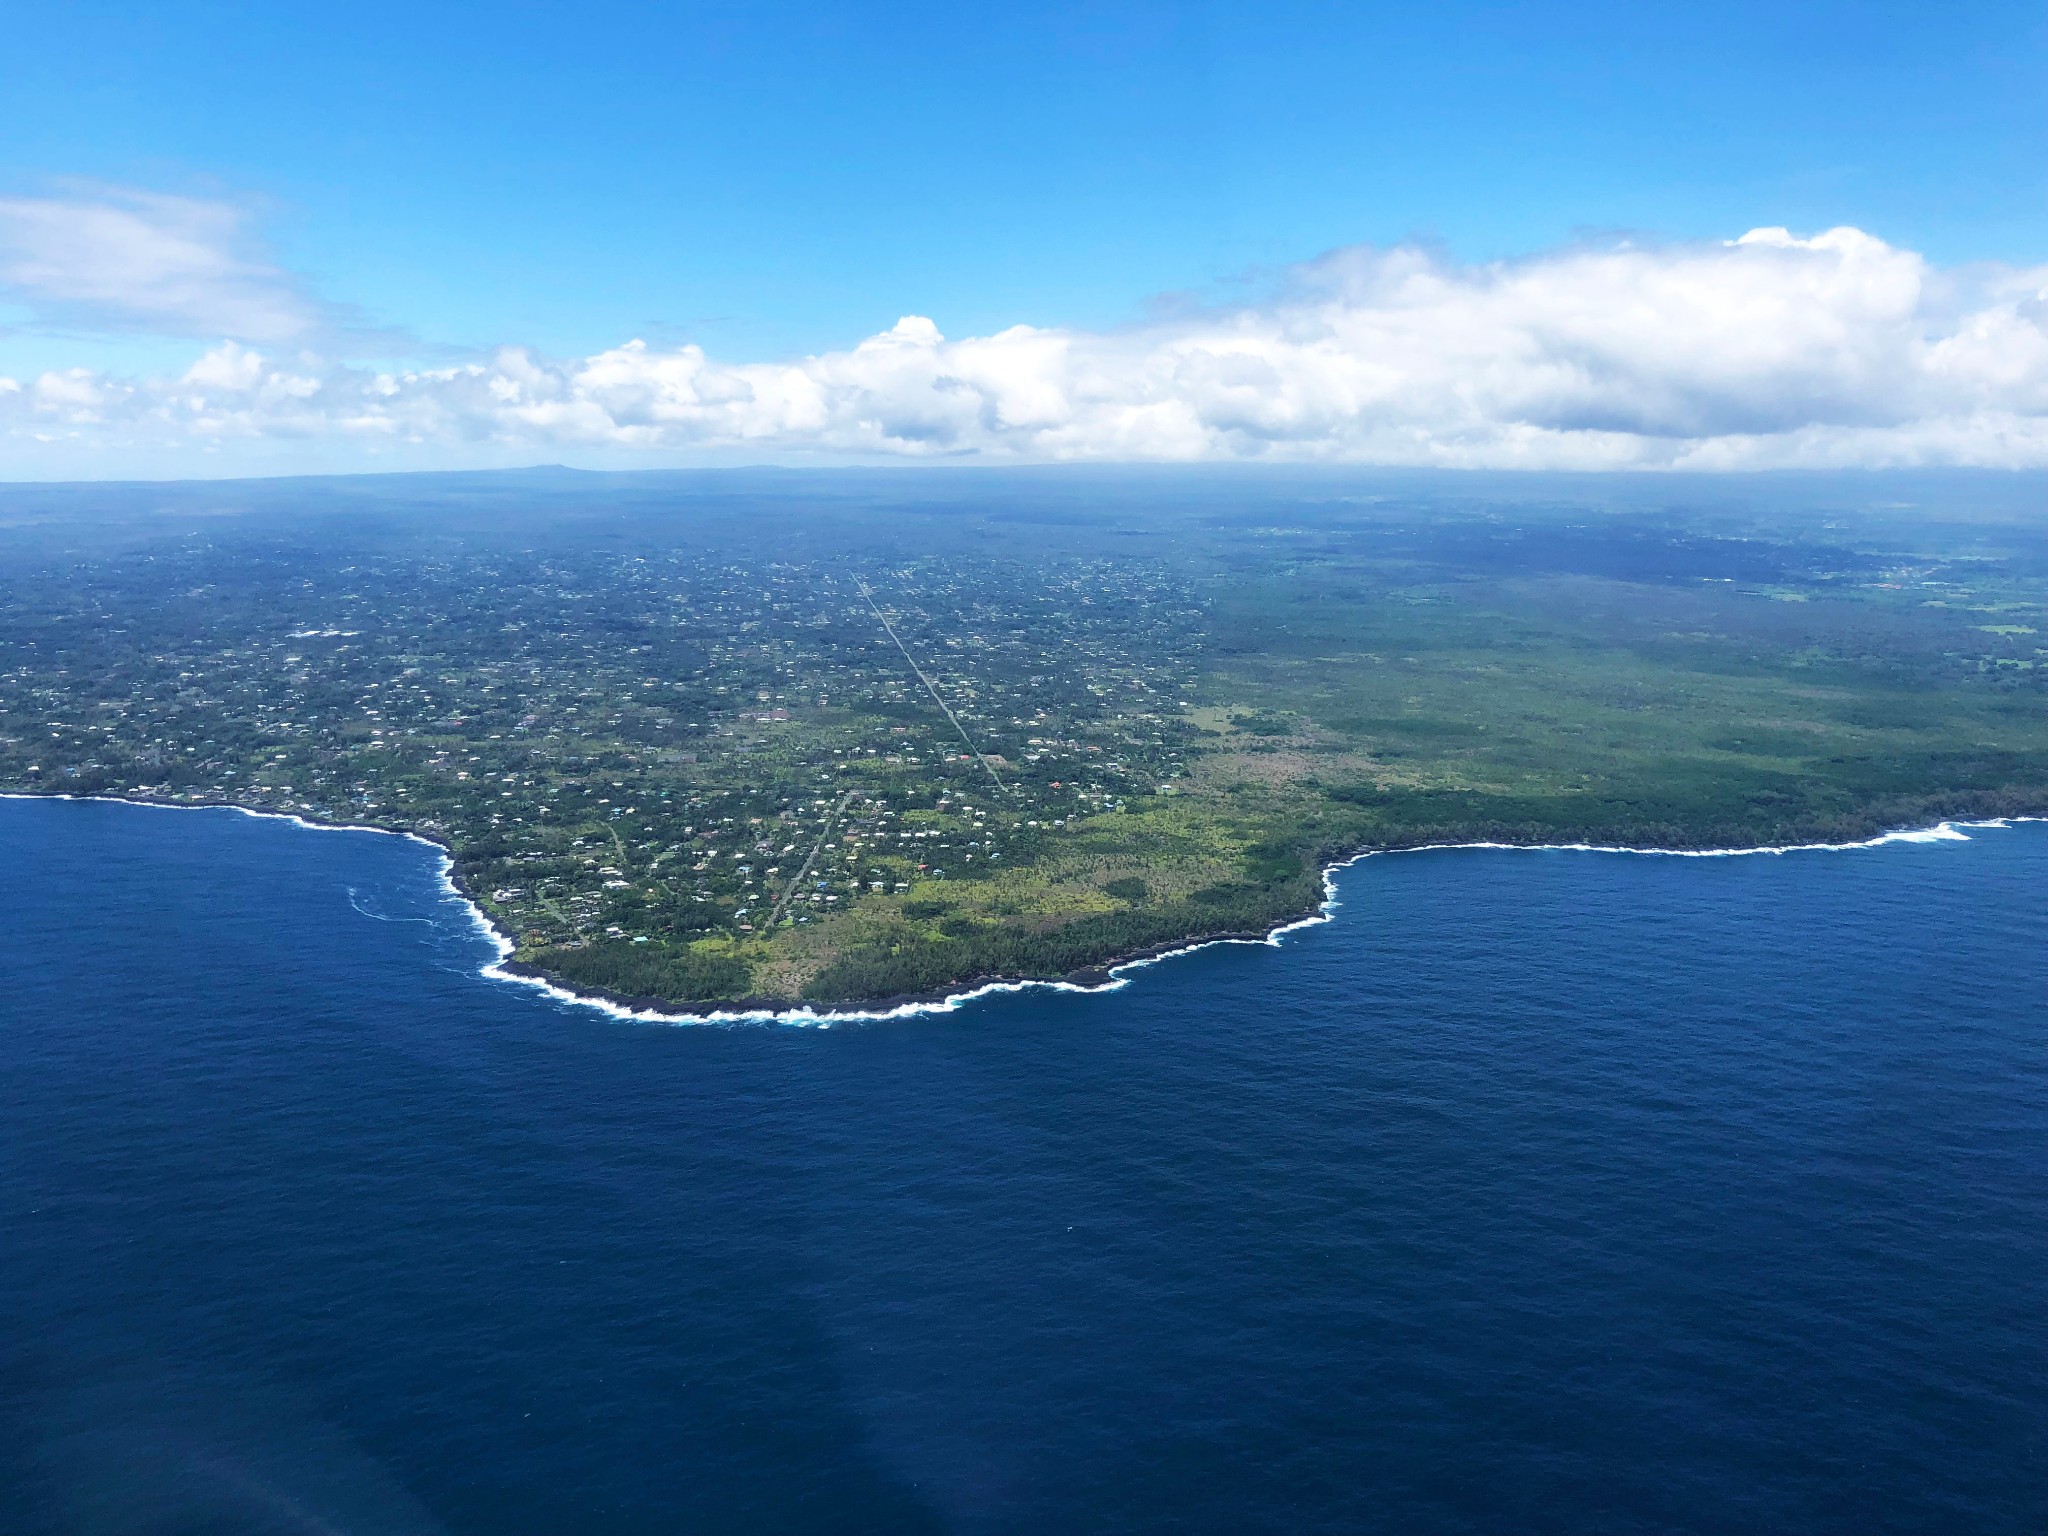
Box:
[1330,778,2048,853]
[535,941,753,1004]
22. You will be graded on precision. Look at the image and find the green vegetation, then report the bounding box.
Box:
[1,471,2043,1010]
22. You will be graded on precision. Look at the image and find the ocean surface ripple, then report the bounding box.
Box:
[2,797,2043,1534]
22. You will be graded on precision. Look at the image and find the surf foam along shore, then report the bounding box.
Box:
[1,792,2034,1029]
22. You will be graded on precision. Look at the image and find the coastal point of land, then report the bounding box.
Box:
[4,471,2046,1011]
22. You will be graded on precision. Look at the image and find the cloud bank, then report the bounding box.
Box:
[5,222,2048,471]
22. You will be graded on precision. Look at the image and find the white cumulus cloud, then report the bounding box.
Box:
[4,225,2048,470]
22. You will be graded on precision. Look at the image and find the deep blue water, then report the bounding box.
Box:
[2,799,2044,1535]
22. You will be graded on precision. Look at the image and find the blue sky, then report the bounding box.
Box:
[2,1,2045,475]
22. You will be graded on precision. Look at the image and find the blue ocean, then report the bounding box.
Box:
[2,797,2043,1534]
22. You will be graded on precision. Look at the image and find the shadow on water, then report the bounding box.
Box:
[2,1352,450,1536]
